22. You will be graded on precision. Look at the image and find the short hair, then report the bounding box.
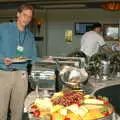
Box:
[17,4,34,13]
[92,22,102,30]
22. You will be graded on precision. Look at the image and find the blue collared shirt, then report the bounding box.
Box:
[0,22,37,71]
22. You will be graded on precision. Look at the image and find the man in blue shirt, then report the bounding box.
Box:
[0,4,37,120]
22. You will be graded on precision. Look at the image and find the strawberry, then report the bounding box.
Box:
[104,101,109,105]
[104,111,109,116]
[31,105,38,109]
[33,110,40,118]
[97,96,109,104]
[96,97,102,100]
[64,117,70,120]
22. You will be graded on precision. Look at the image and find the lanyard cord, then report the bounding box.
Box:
[18,29,26,46]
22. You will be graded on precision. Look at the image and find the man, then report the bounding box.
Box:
[0,4,37,120]
[80,22,112,57]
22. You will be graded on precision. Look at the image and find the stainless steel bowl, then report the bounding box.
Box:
[60,66,88,89]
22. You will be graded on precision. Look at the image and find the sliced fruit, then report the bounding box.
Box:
[59,108,67,116]
[78,105,88,117]
[31,105,38,109]
[66,112,82,120]
[51,105,64,113]
[52,92,64,99]
[66,104,79,115]
[84,104,103,110]
[64,117,70,120]
[83,109,104,120]
[84,98,104,104]
[52,112,65,120]
[33,110,40,118]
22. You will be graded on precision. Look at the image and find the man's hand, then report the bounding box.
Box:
[102,45,113,53]
[4,57,13,66]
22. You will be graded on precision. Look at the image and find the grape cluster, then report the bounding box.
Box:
[52,91,84,107]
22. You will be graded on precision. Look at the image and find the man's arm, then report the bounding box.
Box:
[102,44,113,52]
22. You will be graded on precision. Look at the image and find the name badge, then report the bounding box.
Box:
[17,45,24,52]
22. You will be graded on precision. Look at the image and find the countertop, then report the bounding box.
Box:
[88,75,120,95]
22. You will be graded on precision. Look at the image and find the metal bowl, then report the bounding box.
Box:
[60,65,88,89]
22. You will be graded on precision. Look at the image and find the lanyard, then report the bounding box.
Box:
[18,29,26,46]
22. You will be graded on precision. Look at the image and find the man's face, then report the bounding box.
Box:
[17,9,33,27]
[97,27,103,33]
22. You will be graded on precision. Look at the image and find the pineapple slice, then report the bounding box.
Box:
[52,92,64,99]
[51,105,64,113]
[84,98,104,105]
[78,105,88,117]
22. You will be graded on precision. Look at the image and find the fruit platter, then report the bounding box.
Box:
[27,90,113,120]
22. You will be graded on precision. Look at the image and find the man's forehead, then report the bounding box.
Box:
[21,10,32,16]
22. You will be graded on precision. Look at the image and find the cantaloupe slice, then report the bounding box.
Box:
[52,112,65,120]
[83,109,104,120]
[66,112,82,120]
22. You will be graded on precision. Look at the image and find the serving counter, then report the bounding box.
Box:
[25,56,120,119]
[25,77,120,120]
[88,76,120,95]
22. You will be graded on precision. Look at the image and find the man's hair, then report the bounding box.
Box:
[92,22,102,30]
[17,4,34,13]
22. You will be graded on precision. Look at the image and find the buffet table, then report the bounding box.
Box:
[24,75,120,120]
[25,56,120,119]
